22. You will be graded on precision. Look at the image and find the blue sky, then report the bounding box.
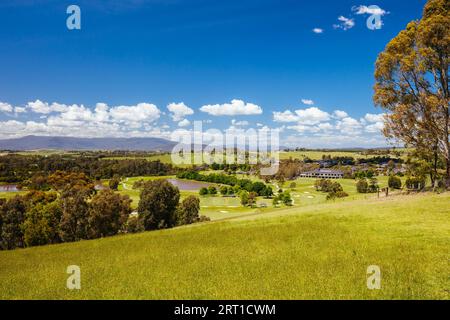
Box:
[0,0,427,147]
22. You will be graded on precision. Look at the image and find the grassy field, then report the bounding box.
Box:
[113,175,397,221]
[0,192,448,300]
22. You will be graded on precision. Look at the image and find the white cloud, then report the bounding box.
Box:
[312,28,323,34]
[14,107,26,113]
[167,102,194,121]
[353,5,387,16]
[231,119,249,126]
[26,100,69,114]
[0,102,13,113]
[178,119,191,127]
[333,110,348,119]
[364,113,384,123]
[335,117,362,133]
[109,103,160,123]
[333,16,355,30]
[301,99,315,106]
[273,110,300,123]
[200,99,262,116]
[295,107,330,125]
[365,121,384,133]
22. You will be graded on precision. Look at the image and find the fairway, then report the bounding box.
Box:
[1,192,448,300]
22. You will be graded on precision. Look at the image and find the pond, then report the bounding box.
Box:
[167,178,213,191]
[0,184,19,192]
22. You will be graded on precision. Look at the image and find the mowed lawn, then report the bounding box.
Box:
[0,193,449,300]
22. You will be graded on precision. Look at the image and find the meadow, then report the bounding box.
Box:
[0,192,448,299]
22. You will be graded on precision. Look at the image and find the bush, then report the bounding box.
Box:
[219,186,229,196]
[405,177,426,190]
[356,179,369,193]
[124,215,144,233]
[289,182,297,189]
[199,187,208,196]
[176,195,200,225]
[326,191,349,200]
[208,186,217,195]
[388,175,402,189]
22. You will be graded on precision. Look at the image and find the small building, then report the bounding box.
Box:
[300,169,344,179]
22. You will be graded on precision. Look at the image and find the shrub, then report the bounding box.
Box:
[388,175,402,189]
[356,179,369,193]
[176,195,200,225]
[199,187,208,196]
[208,186,217,195]
[124,215,144,233]
[219,186,229,196]
[405,177,426,190]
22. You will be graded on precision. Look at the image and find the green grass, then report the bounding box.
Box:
[0,192,448,300]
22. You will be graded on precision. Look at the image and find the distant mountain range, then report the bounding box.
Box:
[0,135,178,151]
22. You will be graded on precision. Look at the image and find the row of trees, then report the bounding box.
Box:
[178,171,273,197]
[0,154,174,184]
[0,173,205,250]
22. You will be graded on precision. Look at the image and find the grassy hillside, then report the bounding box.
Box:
[0,193,449,300]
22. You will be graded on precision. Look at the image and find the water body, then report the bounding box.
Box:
[0,184,19,192]
[167,179,212,191]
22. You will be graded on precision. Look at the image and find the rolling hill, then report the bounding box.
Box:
[0,135,178,151]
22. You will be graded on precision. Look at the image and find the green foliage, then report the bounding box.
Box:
[177,171,271,196]
[88,190,132,239]
[108,177,121,191]
[208,186,218,195]
[240,191,249,206]
[388,175,402,189]
[124,215,144,234]
[0,196,27,250]
[405,177,426,190]
[199,187,208,196]
[138,180,180,230]
[219,186,229,195]
[356,179,369,193]
[176,196,201,226]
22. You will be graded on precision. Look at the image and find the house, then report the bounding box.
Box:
[300,169,344,179]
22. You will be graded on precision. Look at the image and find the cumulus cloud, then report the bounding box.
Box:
[26,100,69,114]
[167,102,194,121]
[312,28,323,34]
[333,16,355,30]
[364,113,384,123]
[0,102,13,113]
[273,110,300,123]
[301,99,315,105]
[178,119,191,127]
[14,107,26,113]
[295,107,330,125]
[200,99,262,116]
[109,103,160,123]
[333,110,348,119]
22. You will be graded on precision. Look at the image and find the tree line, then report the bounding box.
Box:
[0,172,205,250]
[0,154,174,184]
